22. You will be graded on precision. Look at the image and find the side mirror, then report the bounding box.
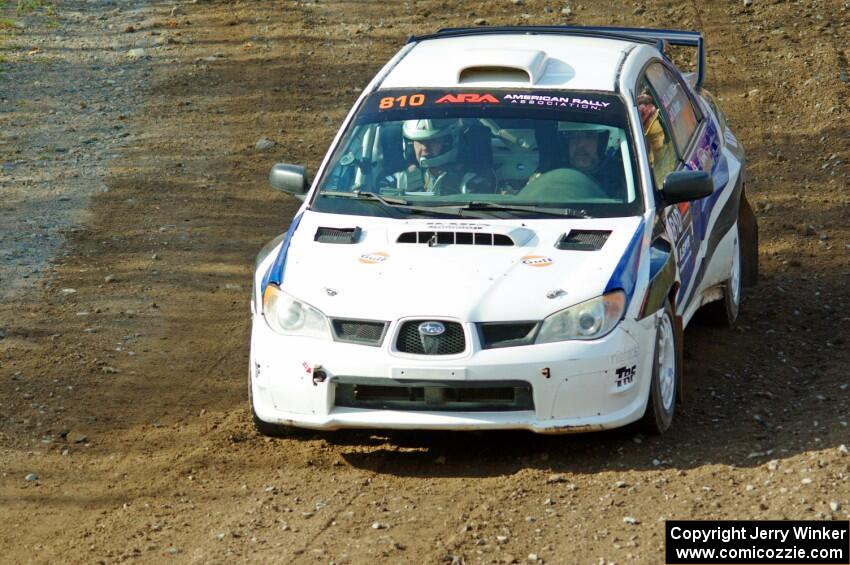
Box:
[660,170,713,205]
[269,163,309,199]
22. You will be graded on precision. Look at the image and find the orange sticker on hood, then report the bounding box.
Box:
[521,255,553,267]
[359,252,389,264]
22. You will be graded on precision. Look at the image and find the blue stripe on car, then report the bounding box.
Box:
[605,221,645,302]
[700,153,729,235]
[675,118,733,307]
[262,212,303,292]
[683,121,729,242]
[674,119,728,304]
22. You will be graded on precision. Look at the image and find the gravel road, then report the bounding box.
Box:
[0,0,158,302]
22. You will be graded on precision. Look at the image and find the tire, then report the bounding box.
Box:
[702,221,742,327]
[640,300,679,434]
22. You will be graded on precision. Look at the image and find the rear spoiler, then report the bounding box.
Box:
[591,27,706,91]
[409,25,707,91]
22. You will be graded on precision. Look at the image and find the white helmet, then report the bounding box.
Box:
[402,119,461,168]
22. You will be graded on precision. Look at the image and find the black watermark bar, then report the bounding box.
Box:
[666,520,849,564]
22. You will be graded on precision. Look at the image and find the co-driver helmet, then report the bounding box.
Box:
[558,122,617,172]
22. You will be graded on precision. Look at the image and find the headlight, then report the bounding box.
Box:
[535,290,626,343]
[262,284,331,339]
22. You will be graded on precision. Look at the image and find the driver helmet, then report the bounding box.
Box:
[402,118,461,169]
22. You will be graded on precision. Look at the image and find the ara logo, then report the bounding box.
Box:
[435,93,500,104]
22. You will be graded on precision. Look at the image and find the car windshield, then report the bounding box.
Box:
[313,89,642,219]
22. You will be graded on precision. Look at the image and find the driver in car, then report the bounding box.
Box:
[521,124,626,200]
[383,119,493,196]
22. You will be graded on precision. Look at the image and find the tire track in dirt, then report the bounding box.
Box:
[280,4,541,562]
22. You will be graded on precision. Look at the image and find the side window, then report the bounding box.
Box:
[645,62,700,152]
[636,75,678,187]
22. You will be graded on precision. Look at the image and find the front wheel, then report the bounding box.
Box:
[640,300,680,434]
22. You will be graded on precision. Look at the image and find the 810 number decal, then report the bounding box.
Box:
[378,94,425,109]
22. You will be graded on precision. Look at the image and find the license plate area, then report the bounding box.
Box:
[332,377,533,412]
[390,367,466,381]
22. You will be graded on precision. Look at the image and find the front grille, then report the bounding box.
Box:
[331,319,388,346]
[396,320,465,355]
[556,230,611,251]
[397,231,514,246]
[334,378,534,412]
[478,322,538,349]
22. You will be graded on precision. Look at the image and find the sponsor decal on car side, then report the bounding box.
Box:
[667,202,695,268]
[615,365,637,389]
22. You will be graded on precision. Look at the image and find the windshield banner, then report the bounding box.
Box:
[358,89,628,126]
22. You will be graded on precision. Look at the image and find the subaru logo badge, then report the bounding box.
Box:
[418,321,445,336]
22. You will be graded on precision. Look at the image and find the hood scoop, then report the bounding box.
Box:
[397,231,514,247]
[456,49,547,85]
[556,230,611,251]
[314,226,361,244]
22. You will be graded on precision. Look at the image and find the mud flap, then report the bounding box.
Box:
[739,190,759,287]
[674,313,684,404]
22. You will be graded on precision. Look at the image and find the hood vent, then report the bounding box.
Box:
[314,226,361,244]
[397,231,514,247]
[556,230,611,251]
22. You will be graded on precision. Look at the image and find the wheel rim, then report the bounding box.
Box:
[729,228,742,306]
[658,313,676,413]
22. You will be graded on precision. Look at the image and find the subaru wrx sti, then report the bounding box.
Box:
[250,26,758,435]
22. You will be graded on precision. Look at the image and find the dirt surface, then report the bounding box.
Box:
[1,0,849,563]
[0,0,156,302]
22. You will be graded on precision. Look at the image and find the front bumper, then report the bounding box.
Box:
[250,315,657,433]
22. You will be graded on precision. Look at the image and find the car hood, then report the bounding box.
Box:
[273,211,643,322]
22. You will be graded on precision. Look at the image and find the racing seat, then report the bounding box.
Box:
[377,123,408,180]
[532,122,567,174]
[596,147,627,200]
[457,123,497,193]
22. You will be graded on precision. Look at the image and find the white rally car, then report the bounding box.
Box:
[250,26,758,435]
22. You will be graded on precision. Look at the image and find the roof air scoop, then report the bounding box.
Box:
[460,66,530,84]
[456,49,547,84]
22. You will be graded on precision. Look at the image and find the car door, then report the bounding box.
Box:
[636,60,720,314]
